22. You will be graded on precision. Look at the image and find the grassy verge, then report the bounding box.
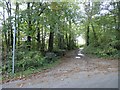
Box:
[2,59,60,84]
[83,46,120,60]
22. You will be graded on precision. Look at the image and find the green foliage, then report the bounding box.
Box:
[2,1,120,79]
[15,51,44,71]
[2,50,58,74]
[83,1,120,59]
[84,43,120,59]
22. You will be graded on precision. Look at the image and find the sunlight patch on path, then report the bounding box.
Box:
[78,53,84,57]
[75,47,85,59]
[75,56,81,59]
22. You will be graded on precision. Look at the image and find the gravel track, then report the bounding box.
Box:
[2,49,118,88]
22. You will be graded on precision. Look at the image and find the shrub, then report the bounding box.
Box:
[83,44,119,59]
[2,50,48,73]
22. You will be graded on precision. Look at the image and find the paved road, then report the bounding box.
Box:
[2,72,118,88]
[2,49,118,88]
[24,72,118,88]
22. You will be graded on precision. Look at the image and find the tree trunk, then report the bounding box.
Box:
[68,33,71,50]
[9,1,13,49]
[36,21,41,51]
[41,25,45,52]
[27,2,32,50]
[86,25,90,46]
[116,2,120,50]
[16,2,20,46]
[6,1,12,50]
[66,33,69,50]
[2,3,7,69]
[91,23,97,39]
[15,2,18,47]
[48,26,54,52]
[68,20,72,50]
[117,1,120,31]
[58,34,62,49]
[37,29,41,50]
[3,4,8,49]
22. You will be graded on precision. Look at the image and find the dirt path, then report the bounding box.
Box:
[2,48,118,88]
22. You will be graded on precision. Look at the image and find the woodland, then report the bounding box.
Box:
[0,1,120,79]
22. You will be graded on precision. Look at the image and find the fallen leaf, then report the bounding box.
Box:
[17,83,25,87]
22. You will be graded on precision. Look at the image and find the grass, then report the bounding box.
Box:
[83,46,120,60]
[2,59,60,83]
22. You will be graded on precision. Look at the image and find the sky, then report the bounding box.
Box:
[76,35,85,45]
[0,2,27,27]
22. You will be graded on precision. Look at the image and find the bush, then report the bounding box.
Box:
[15,51,45,72]
[2,50,56,74]
[83,44,120,59]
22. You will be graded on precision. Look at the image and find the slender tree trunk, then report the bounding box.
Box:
[58,26,63,49]
[16,2,20,46]
[3,4,8,48]
[91,23,97,39]
[37,24,41,51]
[36,20,41,51]
[8,1,13,48]
[65,32,69,50]
[27,2,32,50]
[5,0,13,73]
[58,34,62,49]
[48,26,54,52]
[117,1,120,31]
[116,2,120,50]
[6,1,11,51]
[15,2,17,47]
[2,3,7,68]
[62,24,65,49]
[68,34,71,50]
[41,25,45,52]
[44,27,47,50]
[91,23,99,46]
[68,20,72,50]
[86,25,90,46]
